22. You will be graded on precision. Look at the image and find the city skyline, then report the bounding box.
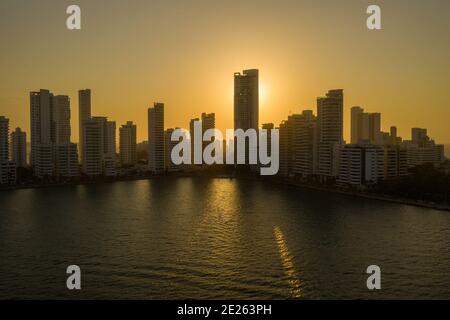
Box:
[0,72,446,184]
[0,0,449,144]
[2,80,449,150]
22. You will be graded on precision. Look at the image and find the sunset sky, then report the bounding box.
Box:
[0,0,449,145]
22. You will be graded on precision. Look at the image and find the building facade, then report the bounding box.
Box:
[53,95,71,145]
[350,106,381,145]
[30,89,53,168]
[317,89,344,179]
[119,121,137,166]
[82,119,104,176]
[148,103,165,173]
[11,127,27,168]
[78,89,91,164]
[54,143,79,178]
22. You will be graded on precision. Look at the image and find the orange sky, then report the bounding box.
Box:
[0,0,449,145]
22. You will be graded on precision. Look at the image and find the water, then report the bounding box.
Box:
[0,177,449,299]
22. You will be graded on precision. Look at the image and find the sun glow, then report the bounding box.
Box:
[259,81,269,106]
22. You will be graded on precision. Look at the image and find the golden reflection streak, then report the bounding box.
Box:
[274,226,303,298]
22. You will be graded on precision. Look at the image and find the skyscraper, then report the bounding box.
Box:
[383,145,408,179]
[11,127,27,168]
[30,89,53,168]
[88,116,117,176]
[54,143,79,178]
[350,106,363,144]
[0,116,10,184]
[106,121,116,158]
[201,113,215,162]
[148,103,165,173]
[234,69,259,165]
[350,106,381,144]
[293,110,318,178]
[317,89,344,178]
[29,89,59,178]
[119,121,137,166]
[34,144,54,178]
[411,128,428,145]
[338,144,384,187]
[278,117,294,177]
[403,128,444,168]
[53,95,71,145]
[78,89,91,164]
[369,113,381,144]
[82,119,104,176]
[278,110,318,178]
[234,69,259,131]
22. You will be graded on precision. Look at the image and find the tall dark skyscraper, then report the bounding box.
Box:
[317,89,344,178]
[0,116,9,184]
[234,69,259,165]
[79,89,92,164]
[234,69,259,131]
[119,121,137,166]
[148,103,165,173]
[53,95,71,145]
[29,89,53,173]
[11,127,27,168]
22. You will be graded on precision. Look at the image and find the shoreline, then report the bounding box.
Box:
[1,173,449,212]
[261,177,450,212]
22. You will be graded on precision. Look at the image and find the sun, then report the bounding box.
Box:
[259,81,269,105]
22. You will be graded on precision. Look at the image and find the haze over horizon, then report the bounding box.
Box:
[1,0,449,144]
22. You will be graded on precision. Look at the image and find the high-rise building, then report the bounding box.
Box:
[82,119,104,176]
[411,128,428,145]
[86,116,117,176]
[78,89,91,164]
[401,128,444,168]
[54,143,79,178]
[119,121,137,166]
[369,113,381,144]
[317,89,344,178]
[148,103,165,173]
[52,95,71,145]
[106,121,116,158]
[350,107,364,144]
[293,110,318,178]
[11,127,27,168]
[30,89,53,167]
[201,113,215,158]
[234,69,259,131]
[234,69,259,165]
[383,145,408,179]
[34,144,54,178]
[350,106,381,144]
[278,120,291,177]
[380,126,402,146]
[278,110,318,179]
[0,116,11,184]
[338,144,384,187]
[91,117,108,154]
[404,142,444,168]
